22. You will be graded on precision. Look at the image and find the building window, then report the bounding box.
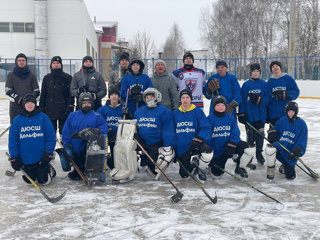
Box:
[25,23,34,32]
[12,22,25,32]
[0,22,10,32]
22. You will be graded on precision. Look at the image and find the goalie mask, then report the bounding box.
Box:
[143,88,162,107]
[79,92,94,113]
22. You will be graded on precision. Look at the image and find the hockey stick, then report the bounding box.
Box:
[247,122,319,179]
[176,158,218,204]
[213,164,284,208]
[55,138,93,188]
[134,138,183,204]
[5,152,67,203]
[5,169,16,177]
[0,126,10,138]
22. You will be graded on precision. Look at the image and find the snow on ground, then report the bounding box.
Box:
[0,98,320,240]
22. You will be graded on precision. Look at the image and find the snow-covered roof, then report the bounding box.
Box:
[93,21,118,32]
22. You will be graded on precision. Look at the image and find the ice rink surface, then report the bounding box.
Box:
[0,98,319,240]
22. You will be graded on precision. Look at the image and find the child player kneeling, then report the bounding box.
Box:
[207,96,255,179]
[265,101,307,180]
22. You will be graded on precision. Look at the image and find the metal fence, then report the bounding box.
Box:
[1,56,319,82]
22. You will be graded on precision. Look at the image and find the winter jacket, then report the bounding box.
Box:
[207,112,241,158]
[5,71,39,108]
[151,70,179,111]
[173,105,211,157]
[120,73,153,116]
[272,116,308,167]
[62,110,108,153]
[267,73,300,119]
[239,78,271,123]
[135,104,176,147]
[97,103,124,132]
[204,72,242,115]
[108,68,131,90]
[172,67,206,109]
[9,110,56,165]
[40,69,74,120]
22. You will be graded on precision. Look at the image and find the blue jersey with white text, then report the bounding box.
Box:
[97,104,123,132]
[239,78,271,123]
[267,74,299,119]
[173,105,211,157]
[9,112,56,165]
[134,104,175,147]
[207,112,241,157]
[273,116,307,167]
[203,73,242,115]
[62,110,108,153]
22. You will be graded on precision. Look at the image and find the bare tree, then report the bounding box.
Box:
[129,30,156,60]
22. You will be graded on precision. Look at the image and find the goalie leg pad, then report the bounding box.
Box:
[109,120,137,181]
[265,144,277,167]
[199,151,213,171]
[239,147,255,169]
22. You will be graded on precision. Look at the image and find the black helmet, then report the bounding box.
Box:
[79,92,94,113]
[285,101,299,122]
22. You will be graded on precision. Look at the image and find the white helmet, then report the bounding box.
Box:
[143,88,162,107]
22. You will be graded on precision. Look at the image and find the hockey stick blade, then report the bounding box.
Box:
[177,158,217,204]
[171,191,184,204]
[5,170,16,176]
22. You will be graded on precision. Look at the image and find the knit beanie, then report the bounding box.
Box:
[212,95,226,108]
[108,87,120,97]
[216,59,228,68]
[23,94,37,105]
[183,52,194,63]
[119,52,130,61]
[15,53,27,65]
[250,63,261,74]
[82,56,94,65]
[50,56,63,68]
[270,61,282,72]
[180,89,193,100]
[154,59,166,68]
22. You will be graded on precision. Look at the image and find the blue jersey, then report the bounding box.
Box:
[203,73,242,115]
[97,104,123,132]
[239,78,271,123]
[135,104,175,147]
[173,105,211,157]
[273,116,308,167]
[267,74,299,119]
[120,73,153,116]
[9,112,56,165]
[62,110,108,153]
[207,112,241,157]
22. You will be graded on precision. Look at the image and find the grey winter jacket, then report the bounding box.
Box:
[71,67,106,99]
[151,70,179,111]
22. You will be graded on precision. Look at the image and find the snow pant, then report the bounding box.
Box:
[246,120,265,155]
[210,140,249,176]
[9,106,20,123]
[108,141,115,169]
[178,143,211,178]
[51,118,66,135]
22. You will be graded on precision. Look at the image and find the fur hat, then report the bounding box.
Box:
[216,59,228,68]
[183,52,194,63]
[180,89,193,100]
[270,61,282,72]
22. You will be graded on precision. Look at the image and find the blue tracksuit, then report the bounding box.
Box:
[62,110,108,153]
[135,104,175,147]
[239,78,271,123]
[9,111,56,164]
[173,105,211,157]
[203,73,242,115]
[267,73,300,119]
[272,116,308,167]
[120,73,153,116]
[207,112,241,158]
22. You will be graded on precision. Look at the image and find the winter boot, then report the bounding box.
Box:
[267,166,275,180]
[235,167,248,179]
[68,170,81,180]
[194,168,207,184]
[279,164,285,174]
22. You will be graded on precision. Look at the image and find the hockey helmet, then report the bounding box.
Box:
[143,88,162,107]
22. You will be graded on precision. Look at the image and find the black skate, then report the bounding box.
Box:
[235,167,248,179]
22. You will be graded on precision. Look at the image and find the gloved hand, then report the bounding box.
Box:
[9,156,23,171]
[130,85,143,102]
[6,90,22,105]
[237,113,248,125]
[38,152,52,172]
[248,92,262,105]
[188,136,204,155]
[287,147,302,161]
[267,129,278,143]
[122,107,131,119]
[155,146,175,173]
[207,78,220,95]
[272,90,287,100]
[226,100,238,114]
[225,142,237,158]
[78,85,89,95]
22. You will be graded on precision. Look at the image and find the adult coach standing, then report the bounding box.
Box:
[5,53,40,122]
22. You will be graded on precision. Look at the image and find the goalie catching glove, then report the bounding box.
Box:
[155,146,175,173]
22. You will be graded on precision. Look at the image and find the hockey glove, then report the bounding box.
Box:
[38,152,52,173]
[267,129,278,144]
[188,136,204,156]
[122,107,132,119]
[287,147,302,161]
[237,113,248,125]
[155,146,175,173]
[130,85,143,102]
[71,128,101,141]
[225,142,237,158]
[272,90,287,100]
[248,93,262,105]
[77,85,89,95]
[9,156,23,171]
[226,100,238,114]
[207,78,220,95]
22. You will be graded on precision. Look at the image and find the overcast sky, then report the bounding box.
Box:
[84,0,215,53]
